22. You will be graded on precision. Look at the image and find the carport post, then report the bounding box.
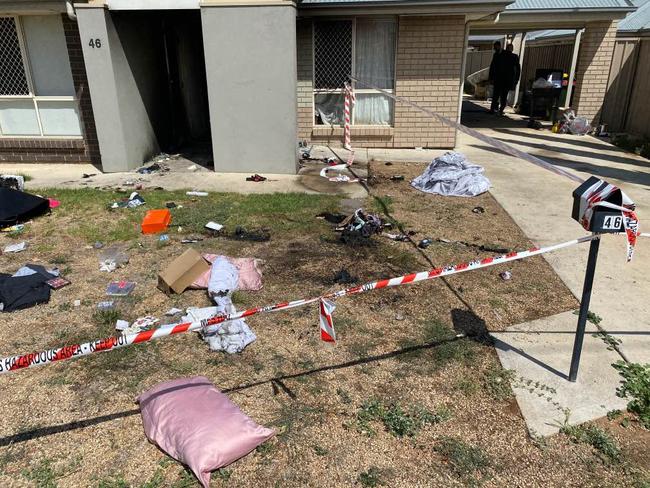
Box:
[566,29,583,108]
[569,236,600,382]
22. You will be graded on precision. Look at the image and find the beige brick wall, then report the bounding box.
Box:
[296,16,466,149]
[393,16,464,148]
[297,19,313,142]
[573,20,618,125]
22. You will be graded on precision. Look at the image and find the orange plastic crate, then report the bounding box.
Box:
[141,209,172,234]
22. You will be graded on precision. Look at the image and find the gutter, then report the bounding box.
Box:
[298,0,510,9]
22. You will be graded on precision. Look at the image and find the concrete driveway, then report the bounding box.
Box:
[459,104,650,434]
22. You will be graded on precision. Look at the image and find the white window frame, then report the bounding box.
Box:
[0,15,82,139]
[312,17,398,127]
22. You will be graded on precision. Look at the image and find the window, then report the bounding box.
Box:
[313,18,396,126]
[0,16,82,137]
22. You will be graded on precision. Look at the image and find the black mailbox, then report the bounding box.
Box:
[572,176,629,233]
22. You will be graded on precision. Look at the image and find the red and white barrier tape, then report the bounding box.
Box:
[0,234,603,374]
[319,83,357,182]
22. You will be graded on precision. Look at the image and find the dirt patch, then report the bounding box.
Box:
[0,180,644,488]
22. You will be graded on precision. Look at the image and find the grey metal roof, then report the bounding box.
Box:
[618,0,650,31]
[506,0,633,9]
[526,29,576,40]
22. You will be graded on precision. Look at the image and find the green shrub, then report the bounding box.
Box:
[612,361,650,429]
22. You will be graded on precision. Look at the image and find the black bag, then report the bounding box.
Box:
[0,188,49,228]
[0,273,51,312]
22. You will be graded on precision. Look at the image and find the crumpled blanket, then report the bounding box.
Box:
[183,303,256,354]
[410,152,491,197]
[191,255,263,291]
[208,256,238,299]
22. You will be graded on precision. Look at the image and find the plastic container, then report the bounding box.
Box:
[141,209,172,234]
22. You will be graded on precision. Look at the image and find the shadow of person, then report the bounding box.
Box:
[451,308,492,345]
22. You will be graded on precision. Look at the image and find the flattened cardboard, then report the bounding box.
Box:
[158,248,210,294]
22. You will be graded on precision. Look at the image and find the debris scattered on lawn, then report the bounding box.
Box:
[121,315,159,335]
[0,264,61,312]
[500,271,513,281]
[390,175,405,181]
[141,209,172,234]
[186,191,209,197]
[3,241,27,253]
[1,224,25,234]
[228,226,270,242]
[337,209,384,244]
[418,238,432,249]
[111,192,145,209]
[316,212,347,224]
[97,300,115,310]
[165,307,183,316]
[205,221,224,232]
[137,162,166,174]
[73,299,81,307]
[46,277,71,290]
[0,175,25,191]
[395,312,405,321]
[165,202,176,209]
[158,248,211,295]
[472,206,485,214]
[82,173,96,179]
[48,198,60,209]
[383,232,409,242]
[191,255,263,291]
[106,280,136,297]
[411,152,491,197]
[333,268,357,284]
[0,188,49,228]
[99,246,129,272]
[93,241,104,249]
[115,319,130,331]
[246,174,267,182]
[187,164,198,172]
[181,237,204,244]
[158,234,170,245]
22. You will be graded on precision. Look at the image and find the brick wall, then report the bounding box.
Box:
[0,14,100,165]
[295,15,465,149]
[573,20,618,125]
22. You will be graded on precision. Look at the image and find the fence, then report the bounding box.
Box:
[602,37,650,138]
[465,50,493,78]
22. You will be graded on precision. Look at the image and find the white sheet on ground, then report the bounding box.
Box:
[410,152,491,197]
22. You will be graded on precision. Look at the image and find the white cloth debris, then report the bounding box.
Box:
[183,303,256,355]
[115,320,130,331]
[121,315,158,335]
[410,152,491,197]
[207,256,238,299]
[165,308,183,316]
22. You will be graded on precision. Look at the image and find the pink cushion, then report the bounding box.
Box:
[137,376,274,487]
[191,255,263,291]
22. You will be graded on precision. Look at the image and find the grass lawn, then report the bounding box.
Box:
[0,163,647,487]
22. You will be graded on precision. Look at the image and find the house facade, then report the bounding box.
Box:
[0,0,636,173]
[0,1,99,165]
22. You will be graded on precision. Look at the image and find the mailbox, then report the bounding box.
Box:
[572,176,632,234]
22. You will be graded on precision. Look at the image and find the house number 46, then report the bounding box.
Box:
[88,38,102,48]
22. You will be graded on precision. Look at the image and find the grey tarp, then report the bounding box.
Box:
[410,152,491,197]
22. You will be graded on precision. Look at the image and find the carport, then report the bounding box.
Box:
[464,0,636,126]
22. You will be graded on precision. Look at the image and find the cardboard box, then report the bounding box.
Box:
[158,248,210,294]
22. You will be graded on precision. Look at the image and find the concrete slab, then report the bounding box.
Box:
[0,161,367,199]
[492,311,628,436]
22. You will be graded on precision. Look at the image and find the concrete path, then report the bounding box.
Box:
[458,107,650,434]
[0,154,367,199]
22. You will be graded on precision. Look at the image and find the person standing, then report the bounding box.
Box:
[489,42,521,115]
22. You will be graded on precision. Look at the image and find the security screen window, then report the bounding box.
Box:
[313,18,396,126]
[0,15,82,137]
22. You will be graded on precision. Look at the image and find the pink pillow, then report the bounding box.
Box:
[191,255,263,291]
[137,377,274,487]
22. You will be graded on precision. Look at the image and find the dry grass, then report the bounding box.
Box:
[0,168,646,487]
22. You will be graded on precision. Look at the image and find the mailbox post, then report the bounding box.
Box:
[569,177,629,382]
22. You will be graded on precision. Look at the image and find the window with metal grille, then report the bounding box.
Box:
[313,18,396,127]
[0,15,82,138]
[0,17,29,96]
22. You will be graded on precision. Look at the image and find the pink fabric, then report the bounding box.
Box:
[137,376,274,487]
[191,255,263,291]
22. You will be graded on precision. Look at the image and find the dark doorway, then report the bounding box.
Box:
[112,10,212,168]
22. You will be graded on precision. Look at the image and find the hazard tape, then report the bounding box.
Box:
[319,83,357,183]
[0,234,604,375]
[351,76,585,184]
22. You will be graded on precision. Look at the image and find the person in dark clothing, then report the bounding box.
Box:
[489,42,521,115]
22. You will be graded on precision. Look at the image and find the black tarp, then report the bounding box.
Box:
[0,188,49,228]
[0,265,56,312]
